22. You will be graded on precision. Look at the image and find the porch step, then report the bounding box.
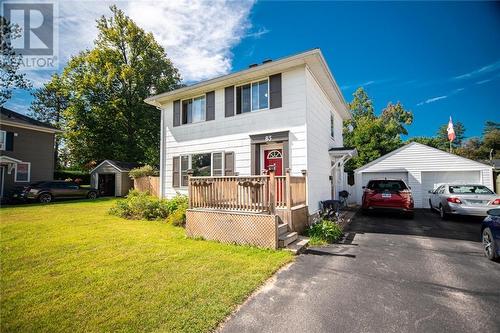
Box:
[285,236,310,255]
[278,223,289,236]
[279,231,298,248]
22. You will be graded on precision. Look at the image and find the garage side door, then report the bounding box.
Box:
[421,171,481,207]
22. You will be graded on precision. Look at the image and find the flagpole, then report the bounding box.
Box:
[449,140,452,154]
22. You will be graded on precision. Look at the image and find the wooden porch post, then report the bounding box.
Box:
[268,165,276,214]
[301,169,308,206]
[285,168,292,209]
[187,169,194,209]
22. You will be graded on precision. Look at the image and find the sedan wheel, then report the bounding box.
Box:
[87,192,97,199]
[38,193,52,204]
[482,228,498,260]
[439,205,447,220]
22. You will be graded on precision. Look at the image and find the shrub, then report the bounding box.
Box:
[129,165,159,179]
[109,190,169,220]
[109,190,188,224]
[54,169,90,184]
[307,219,343,245]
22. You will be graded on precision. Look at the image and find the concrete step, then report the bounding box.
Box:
[279,231,298,248]
[285,236,310,255]
[278,223,289,236]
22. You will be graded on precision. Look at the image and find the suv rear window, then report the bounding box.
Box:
[367,180,408,192]
[449,185,493,194]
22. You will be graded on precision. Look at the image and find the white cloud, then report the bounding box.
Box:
[128,0,255,82]
[20,0,258,90]
[453,59,500,80]
[417,95,447,106]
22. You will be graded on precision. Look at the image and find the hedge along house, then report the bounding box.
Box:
[145,49,356,249]
[90,160,140,197]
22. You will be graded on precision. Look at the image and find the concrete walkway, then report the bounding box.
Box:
[218,210,500,333]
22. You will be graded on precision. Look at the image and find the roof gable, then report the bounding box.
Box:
[355,142,492,172]
[1,107,60,132]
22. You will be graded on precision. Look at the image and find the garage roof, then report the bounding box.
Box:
[355,142,493,173]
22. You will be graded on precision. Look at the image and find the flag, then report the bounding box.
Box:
[447,116,456,142]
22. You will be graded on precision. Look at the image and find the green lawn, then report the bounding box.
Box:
[0,199,292,333]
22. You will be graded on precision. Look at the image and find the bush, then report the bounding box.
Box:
[307,219,343,245]
[129,165,159,179]
[109,190,188,223]
[54,169,90,184]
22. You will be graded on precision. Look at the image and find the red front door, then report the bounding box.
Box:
[264,149,283,176]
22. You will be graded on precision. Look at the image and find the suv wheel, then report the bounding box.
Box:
[38,193,52,203]
[482,228,498,261]
[87,191,97,199]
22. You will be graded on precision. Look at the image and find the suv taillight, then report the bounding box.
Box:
[447,197,462,204]
[490,198,500,205]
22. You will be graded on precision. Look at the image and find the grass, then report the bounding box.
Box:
[0,199,293,333]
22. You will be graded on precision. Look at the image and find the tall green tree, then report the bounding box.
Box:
[63,6,180,167]
[30,74,69,168]
[343,88,413,171]
[0,16,31,105]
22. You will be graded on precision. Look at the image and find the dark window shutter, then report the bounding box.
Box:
[224,152,235,176]
[172,156,180,187]
[225,86,235,117]
[206,91,215,121]
[173,100,181,127]
[6,132,14,151]
[269,73,282,109]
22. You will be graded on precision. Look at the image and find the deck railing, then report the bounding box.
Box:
[188,168,306,213]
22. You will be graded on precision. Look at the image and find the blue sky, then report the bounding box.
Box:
[5,1,500,139]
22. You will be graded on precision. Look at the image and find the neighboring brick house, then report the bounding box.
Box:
[0,107,60,198]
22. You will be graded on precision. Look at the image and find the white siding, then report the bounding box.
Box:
[355,143,494,208]
[305,66,344,213]
[161,66,308,197]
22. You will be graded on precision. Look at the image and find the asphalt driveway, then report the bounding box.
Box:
[219,210,500,333]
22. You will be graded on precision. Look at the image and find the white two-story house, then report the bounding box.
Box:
[145,49,356,217]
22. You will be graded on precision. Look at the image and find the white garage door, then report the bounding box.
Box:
[421,171,481,207]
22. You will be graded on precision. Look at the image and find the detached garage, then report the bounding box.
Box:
[90,160,140,197]
[354,142,494,208]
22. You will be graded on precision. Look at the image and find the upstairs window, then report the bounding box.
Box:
[182,95,206,124]
[236,79,268,114]
[0,130,5,150]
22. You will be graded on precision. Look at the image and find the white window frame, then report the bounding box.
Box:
[15,162,31,182]
[0,130,6,151]
[177,152,227,188]
[211,151,225,177]
[235,78,270,114]
[181,94,206,125]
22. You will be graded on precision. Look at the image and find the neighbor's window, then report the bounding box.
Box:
[212,152,223,176]
[0,130,6,150]
[180,155,189,186]
[330,114,335,139]
[15,162,30,182]
[182,95,206,124]
[191,153,211,177]
[236,79,268,113]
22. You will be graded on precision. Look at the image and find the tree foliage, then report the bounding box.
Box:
[0,16,31,105]
[62,6,180,167]
[343,88,413,171]
[30,74,69,168]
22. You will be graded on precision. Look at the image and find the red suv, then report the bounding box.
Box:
[362,179,414,217]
